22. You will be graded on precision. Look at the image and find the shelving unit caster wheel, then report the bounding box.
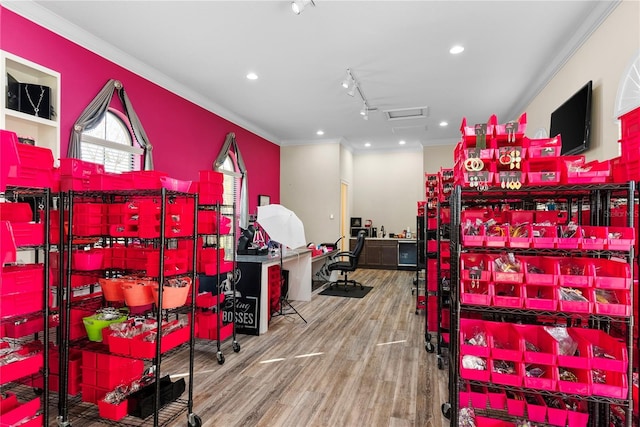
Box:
[437,356,444,370]
[425,342,435,353]
[426,333,432,342]
[188,414,202,427]
[441,402,451,419]
[232,341,241,353]
[415,309,418,315]
[33,388,43,396]
[217,351,225,365]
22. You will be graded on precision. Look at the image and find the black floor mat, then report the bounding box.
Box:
[319,286,373,299]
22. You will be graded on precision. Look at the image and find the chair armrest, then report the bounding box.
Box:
[330,251,355,261]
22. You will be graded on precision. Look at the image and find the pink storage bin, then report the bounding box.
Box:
[525,157,562,185]
[526,135,561,158]
[507,224,531,248]
[593,288,631,316]
[493,282,522,308]
[160,176,192,192]
[524,394,547,423]
[522,256,558,286]
[535,210,568,225]
[198,183,224,205]
[0,221,17,264]
[558,258,594,287]
[523,363,556,391]
[0,264,45,295]
[562,158,610,184]
[59,158,104,178]
[524,284,556,311]
[566,402,589,427]
[491,255,524,283]
[494,113,526,142]
[591,369,628,399]
[460,116,495,143]
[0,130,20,192]
[6,143,55,189]
[121,170,167,189]
[487,387,506,410]
[555,328,590,369]
[487,322,523,361]
[580,226,607,250]
[88,173,133,190]
[593,258,631,290]
[502,210,535,225]
[557,286,592,314]
[547,404,567,427]
[606,226,635,251]
[505,391,525,417]
[557,224,582,249]
[0,397,41,427]
[574,328,628,373]
[515,325,556,365]
[459,383,488,409]
[485,225,508,248]
[557,367,591,396]
[199,170,224,183]
[490,358,522,386]
[460,253,492,282]
[460,318,490,357]
[459,354,490,382]
[460,279,491,306]
[73,250,104,271]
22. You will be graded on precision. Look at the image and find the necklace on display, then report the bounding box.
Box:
[24,85,45,117]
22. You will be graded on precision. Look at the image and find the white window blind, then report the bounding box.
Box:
[80,111,142,173]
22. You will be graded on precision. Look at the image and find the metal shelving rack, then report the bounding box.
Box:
[442,182,637,427]
[56,188,201,427]
[196,201,240,364]
[0,186,51,426]
[435,199,451,370]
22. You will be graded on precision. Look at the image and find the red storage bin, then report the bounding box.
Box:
[460,318,490,357]
[459,354,489,381]
[557,367,591,396]
[0,397,41,427]
[0,130,20,192]
[566,401,589,427]
[72,249,104,270]
[557,224,582,249]
[547,402,568,427]
[491,255,524,283]
[487,323,523,362]
[494,113,526,142]
[525,157,562,185]
[3,315,44,338]
[505,391,525,417]
[591,369,628,399]
[522,256,558,286]
[555,328,590,369]
[524,394,547,423]
[487,387,506,410]
[593,287,630,316]
[524,284,556,311]
[6,143,54,189]
[0,221,17,264]
[0,348,43,385]
[526,136,561,158]
[159,176,192,192]
[121,170,167,189]
[580,226,607,250]
[606,226,635,251]
[199,170,224,183]
[88,172,133,190]
[0,264,44,295]
[558,286,592,314]
[574,328,628,373]
[460,253,491,282]
[506,224,531,248]
[59,158,105,178]
[592,258,631,290]
[515,325,556,365]
[459,383,488,409]
[129,321,190,359]
[485,225,508,248]
[490,358,522,386]
[523,362,556,390]
[535,210,568,225]
[0,290,43,318]
[460,279,491,306]
[493,283,522,308]
[558,258,594,287]
[98,400,128,421]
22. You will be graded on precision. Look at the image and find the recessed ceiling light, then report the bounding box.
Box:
[246,72,258,80]
[399,140,406,145]
[316,130,324,136]
[439,121,448,127]
[449,45,464,55]
[364,142,371,147]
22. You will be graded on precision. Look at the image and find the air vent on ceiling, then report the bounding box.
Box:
[391,125,428,134]
[384,106,429,121]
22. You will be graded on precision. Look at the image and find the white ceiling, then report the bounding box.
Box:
[4,0,620,153]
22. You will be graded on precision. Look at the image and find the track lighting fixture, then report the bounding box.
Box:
[342,68,377,120]
[291,0,315,15]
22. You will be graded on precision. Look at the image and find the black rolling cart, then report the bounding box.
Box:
[442,183,637,427]
[56,188,201,427]
[195,201,241,365]
[435,199,451,368]
[0,186,51,427]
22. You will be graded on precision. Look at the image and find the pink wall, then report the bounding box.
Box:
[0,7,280,213]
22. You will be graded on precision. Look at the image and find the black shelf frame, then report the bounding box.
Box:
[57,188,200,427]
[444,181,637,427]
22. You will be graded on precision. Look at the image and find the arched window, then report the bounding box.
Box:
[81,109,143,172]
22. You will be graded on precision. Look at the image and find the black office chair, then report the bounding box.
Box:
[327,230,366,290]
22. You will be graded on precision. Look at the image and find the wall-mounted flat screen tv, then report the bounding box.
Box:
[550,80,593,156]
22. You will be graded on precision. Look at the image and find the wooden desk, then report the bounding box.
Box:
[236,248,311,335]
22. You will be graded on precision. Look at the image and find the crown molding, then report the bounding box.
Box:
[506,0,621,118]
[1,0,282,145]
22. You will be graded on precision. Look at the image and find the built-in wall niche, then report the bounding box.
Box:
[1,50,61,165]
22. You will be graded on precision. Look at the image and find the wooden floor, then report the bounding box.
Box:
[59,269,450,426]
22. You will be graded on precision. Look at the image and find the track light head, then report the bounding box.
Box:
[291,0,315,15]
[347,84,356,97]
